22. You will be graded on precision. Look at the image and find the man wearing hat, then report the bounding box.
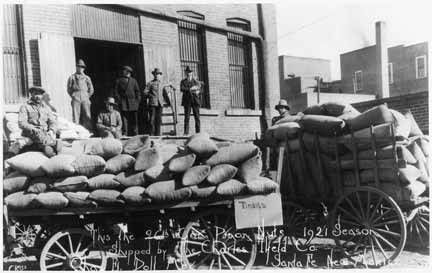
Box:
[113,65,140,136]
[96,97,122,139]
[142,68,172,136]
[18,86,61,157]
[180,66,202,135]
[272,99,292,125]
[67,59,94,131]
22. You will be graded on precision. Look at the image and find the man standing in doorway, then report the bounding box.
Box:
[143,68,171,136]
[113,66,140,136]
[180,66,202,135]
[67,59,94,131]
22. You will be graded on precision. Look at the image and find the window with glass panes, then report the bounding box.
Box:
[178,20,209,108]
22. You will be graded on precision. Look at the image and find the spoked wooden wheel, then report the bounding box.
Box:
[40,228,107,271]
[406,204,429,249]
[282,201,311,249]
[180,209,257,270]
[331,186,406,268]
[14,223,40,248]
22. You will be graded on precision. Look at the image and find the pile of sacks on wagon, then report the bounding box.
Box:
[4,133,279,210]
[263,102,430,204]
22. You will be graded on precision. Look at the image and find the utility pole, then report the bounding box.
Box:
[314,76,321,104]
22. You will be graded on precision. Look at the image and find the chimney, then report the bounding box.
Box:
[375,21,390,98]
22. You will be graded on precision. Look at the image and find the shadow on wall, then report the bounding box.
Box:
[29,39,41,86]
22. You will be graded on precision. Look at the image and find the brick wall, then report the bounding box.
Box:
[352,91,429,134]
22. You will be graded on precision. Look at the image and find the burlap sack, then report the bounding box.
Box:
[34,192,69,209]
[216,179,246,196]
[414,136,430,157]
[84,138,123,159]
[337,111,361,121]
[123,135,151,155]
[246,177,279,194]
[389,109,411,139]
[343,123,396,152]
[135,148,161,171]
[88,174,120,190]
[145,180,192,202]
[346,104,394,131]
[207,164,238,185]
[168,152,196,173]
[321,102,360,117]
[205,143,259,166]
[63,192,97,208]
[120,186,151,205]
[182,165,211,186]
[186,134,218,158]
[304,152,327,196]
[379,180,426,203]
[303,104,325,115]
[89,189,124,206]
[6,152,49,177]
[360,165,421,186]
[52,176,89,192]
[114,170,147,188]
[302,132,346,155]
[407,141,429,183]
[237,152,262,183]
[106,154,136,174]
[300,115,345,136]
[72,155,106,177]
[404,110,423,137]
[41,154,76,177]
[4,172,30,195]
[274,113,304,125]
[335,159,400,170]
[189,184,217,199]
[5,191,37,210]
[145,164,173,182]
[26,177,56,193]
[158,144,181,163]
[341,145,417,164]
[265,122,300,142]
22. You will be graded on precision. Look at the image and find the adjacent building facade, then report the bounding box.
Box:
[2,4,280,140]
[340,41,428,96]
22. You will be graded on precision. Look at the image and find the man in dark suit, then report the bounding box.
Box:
[142,68,171,136]
[113,66,140,136]
[180,66,202,135]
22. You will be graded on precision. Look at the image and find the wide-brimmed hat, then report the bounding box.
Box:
[151,68,163,75]
[76,59,86,68]
[29,86,46,94]
[185,66,193,73]
[105,97,117,105]
[275,99,290,110]
[122,66,133,73]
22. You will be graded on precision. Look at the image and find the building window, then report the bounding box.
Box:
[388,63,393,84]
[178,19,209,108]
[3,4,26,104]
[415,55,427,79]
[226,19,253,109]
[354,70,363,92]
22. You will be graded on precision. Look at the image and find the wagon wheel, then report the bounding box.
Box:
[406,204,429,249]
[180,209,257,270]
[40,228,107,271]
[282,201,312,250]
[13,223,40,249]
[330,186,406,268]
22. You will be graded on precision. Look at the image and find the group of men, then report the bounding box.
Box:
[66,59,203,138]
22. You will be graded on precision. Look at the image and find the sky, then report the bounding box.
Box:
[275,0,432,80]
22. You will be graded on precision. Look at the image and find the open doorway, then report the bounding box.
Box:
[74,38,145,126]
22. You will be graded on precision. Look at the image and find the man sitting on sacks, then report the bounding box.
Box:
[96,97,122,139]
[18,86,62,157]
[272,99,292,125]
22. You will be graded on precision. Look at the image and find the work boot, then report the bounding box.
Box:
[43,145,56,158]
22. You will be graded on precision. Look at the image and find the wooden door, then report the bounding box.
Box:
[38,32,75,120]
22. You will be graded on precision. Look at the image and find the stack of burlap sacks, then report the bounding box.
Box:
[264,102,430,204]
[4,133,278,210]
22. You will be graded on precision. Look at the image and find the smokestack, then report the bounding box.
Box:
[375,21,390,98]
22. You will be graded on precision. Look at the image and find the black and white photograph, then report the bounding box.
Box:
[1,0,430,270]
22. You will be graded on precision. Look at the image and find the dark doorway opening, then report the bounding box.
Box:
[74,38,145,129]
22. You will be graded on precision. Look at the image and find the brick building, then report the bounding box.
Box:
[2,4,280,140]
[340,42,428,96]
